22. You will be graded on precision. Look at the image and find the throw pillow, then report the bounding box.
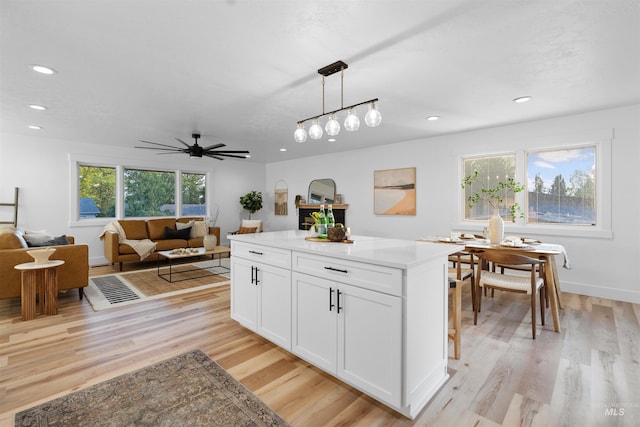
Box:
[237,226,257,234]
[176,220,194,231]
[29,235,70,247]
[241,219,262,233]
[164,226,191,240]
[23,229,54,246]
[190,221,208,238]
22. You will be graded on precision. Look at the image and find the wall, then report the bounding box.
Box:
[265,105,640,303]
[0,133,266,265]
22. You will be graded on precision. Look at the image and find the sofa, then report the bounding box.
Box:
[102,217,221,271]
[0,230,89,301]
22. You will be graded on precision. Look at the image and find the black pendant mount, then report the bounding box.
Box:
[318,60,348,77]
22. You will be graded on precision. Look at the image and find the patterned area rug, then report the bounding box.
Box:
[15,349,289,426]
[85,259,230,311]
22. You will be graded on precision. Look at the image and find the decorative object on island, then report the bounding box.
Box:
[135,133,250,160]
[239,191,263,220]
[327,224,347,241]
[293,60,381,143]
[461,170,525,244]
[374,167,416,215]
[274,180,288,216]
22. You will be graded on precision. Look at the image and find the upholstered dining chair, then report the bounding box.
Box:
[447,251,475,359]
[473,251,547,339]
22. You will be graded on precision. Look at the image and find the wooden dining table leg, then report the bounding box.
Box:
[542,255,561,332]
[551,254,564,309]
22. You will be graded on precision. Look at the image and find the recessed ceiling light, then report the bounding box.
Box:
[29,104,47,110]
[28,125,42,130]
[280,148,287,152]
[30,64,56,75]
[426,116,440,121]
[513,96,532,103]
[328,138,336,142]
[245,154,251,158]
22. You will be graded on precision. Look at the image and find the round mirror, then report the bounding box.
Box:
[308,179,336,204]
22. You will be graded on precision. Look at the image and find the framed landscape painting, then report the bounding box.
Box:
[374,167,416,215]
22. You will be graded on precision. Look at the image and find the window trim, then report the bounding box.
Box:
[454,129,613,239]
[69,154,210,227]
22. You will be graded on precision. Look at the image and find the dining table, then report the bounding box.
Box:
[418,235,570,333]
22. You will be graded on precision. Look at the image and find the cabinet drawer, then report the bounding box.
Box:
[292,251,402,296]
[231,242,291,269]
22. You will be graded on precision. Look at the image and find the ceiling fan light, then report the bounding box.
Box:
[294,124,308,143]
[344,108,360,132]
[309,119,323,139]
[325,114,340,136]
[364,102,382,127]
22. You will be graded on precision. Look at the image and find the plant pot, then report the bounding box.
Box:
[488,207,504,244]
[203,234,217,250]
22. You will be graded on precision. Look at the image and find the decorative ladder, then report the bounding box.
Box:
[0,187,19,227]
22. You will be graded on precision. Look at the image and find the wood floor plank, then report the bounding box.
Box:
[1,268,639,426]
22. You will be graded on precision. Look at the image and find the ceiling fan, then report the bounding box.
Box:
[135,133,249,160]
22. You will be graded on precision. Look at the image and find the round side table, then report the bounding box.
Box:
[14,260,65,320]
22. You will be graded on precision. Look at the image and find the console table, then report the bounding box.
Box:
[15,260,65,320]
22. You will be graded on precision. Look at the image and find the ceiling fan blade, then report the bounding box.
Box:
[202,143,225,151]
[134,146,184,152]
[206,150,250,154]
[139,140,183,150]
[210,153,250,159]
[204,153,225,160]
[175,138,191,148]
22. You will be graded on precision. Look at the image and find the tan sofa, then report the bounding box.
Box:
[0,231,89,301]
[102,217,221,271]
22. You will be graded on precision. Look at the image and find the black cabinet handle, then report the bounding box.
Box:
[329,287,335,311]
[254,266,260,286]
[324,266,348,274]
[249,250,264,256]
[250,266,255,284]
[336,289,342,314]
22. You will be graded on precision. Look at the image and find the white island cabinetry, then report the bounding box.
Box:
[229,231,458,419]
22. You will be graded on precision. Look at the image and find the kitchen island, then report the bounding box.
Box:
[228,230,459,419]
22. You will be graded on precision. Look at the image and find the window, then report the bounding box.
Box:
[78,165,116,218]
[124,169,176,217]
[463,155,517,221]
[527,146,596,225]
[181,172,206,216]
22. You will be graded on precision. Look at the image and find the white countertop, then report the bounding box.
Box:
[228,230,459,269]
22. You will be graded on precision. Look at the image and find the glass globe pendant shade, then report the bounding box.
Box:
[294,124,308,143]
[344,108,360,132]
[308,119,323,139]
[325,114,340,136]
[364,102,382,127]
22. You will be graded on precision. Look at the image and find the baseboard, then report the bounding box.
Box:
[561,280,640,304]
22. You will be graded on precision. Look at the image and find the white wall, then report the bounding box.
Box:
[0,133,266,265]
[265,105,640,303]
[2,104,638,302]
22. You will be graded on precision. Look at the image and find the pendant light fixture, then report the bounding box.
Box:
[294,60,381,142]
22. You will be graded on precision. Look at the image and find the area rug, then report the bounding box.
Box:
[15,349,289,426]
[85,259,230,311]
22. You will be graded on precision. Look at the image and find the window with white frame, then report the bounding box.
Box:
[526,146,596,226]
[463,154,517,221]
[74,160,209,222]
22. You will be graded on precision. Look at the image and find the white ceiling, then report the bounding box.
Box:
[1,0,639,163]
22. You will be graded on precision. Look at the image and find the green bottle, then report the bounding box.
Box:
[326,204,335,229]
[318,204,327,238]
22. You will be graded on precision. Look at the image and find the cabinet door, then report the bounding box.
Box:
[337,283,402,407]
[291,272,337,373]
[230,257,257,330]
[257,263,292,349]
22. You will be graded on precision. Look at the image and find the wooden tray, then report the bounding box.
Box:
[305,236,354,244]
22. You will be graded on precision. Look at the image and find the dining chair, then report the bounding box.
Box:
[447,252,475,359]
[473,251,547,339]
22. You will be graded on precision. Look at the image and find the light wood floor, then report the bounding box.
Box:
[1,262,639,426]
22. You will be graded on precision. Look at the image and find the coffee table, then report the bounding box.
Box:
[156,246,231,283]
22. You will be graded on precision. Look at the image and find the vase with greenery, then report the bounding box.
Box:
[461,170,525,243]
[239,190,263,219]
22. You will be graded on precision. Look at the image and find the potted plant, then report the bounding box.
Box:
[239,190,263,219]
[461,170,524,243]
